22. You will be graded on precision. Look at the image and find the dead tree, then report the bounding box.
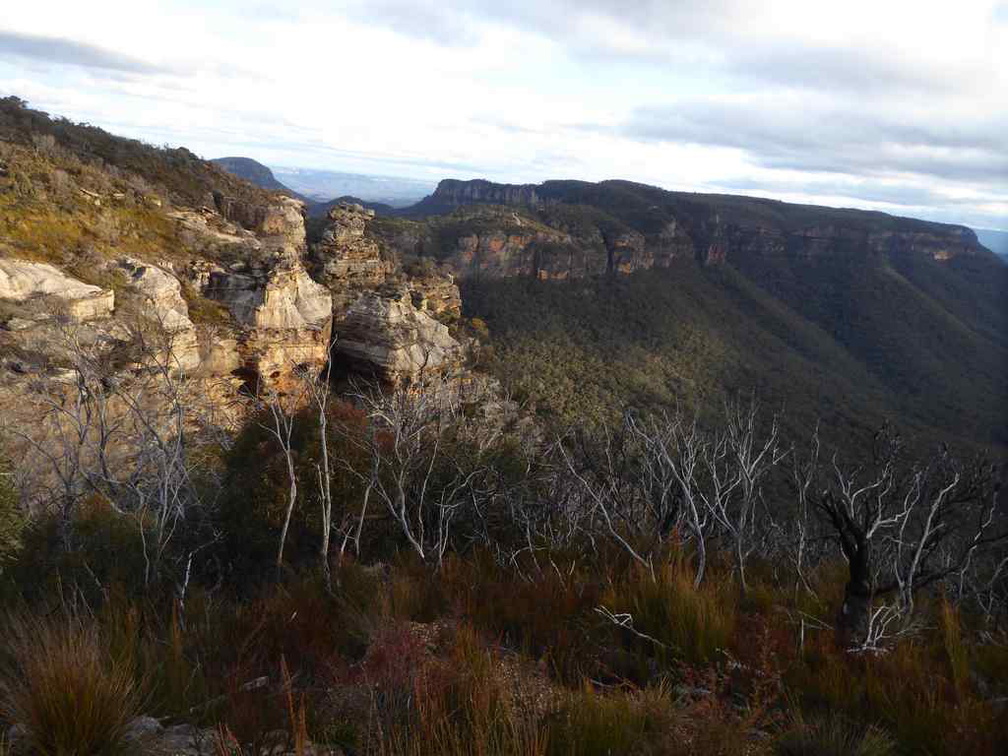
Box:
[258,384,300,573]
[296,344,337,584]
[811,428,1004,650]
[346,378,484,568]
[1,309,219,597]
[562,409,713,586]
[700,399,786,594]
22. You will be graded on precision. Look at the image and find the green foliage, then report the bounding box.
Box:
[2,499,150,605]
[462,258,1006,455]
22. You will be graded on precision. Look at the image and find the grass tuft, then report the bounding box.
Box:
[0,614,143,756]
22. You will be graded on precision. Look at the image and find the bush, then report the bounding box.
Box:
[3,499,150,605]
[0,470,22,574]
[0,614,143,755]
[777,712,896,756]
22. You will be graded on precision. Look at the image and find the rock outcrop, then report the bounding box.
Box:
[206,246,332,392]
[0,259,114,322]
[308,202,467,385]
[310,202,392,318]
[211,193,307,250]
[336,288,463,386]
[404,269,462,319]
[117,257,203,374]
[412,179,542,214]
[118,258,194,333]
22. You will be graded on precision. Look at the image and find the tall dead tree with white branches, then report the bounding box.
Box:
[809,428,1004,650]
[344,378,486,568]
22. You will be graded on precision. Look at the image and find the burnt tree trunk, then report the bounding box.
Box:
[837,539,872,648]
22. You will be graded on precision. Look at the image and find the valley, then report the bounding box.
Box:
[0,95,1006,756]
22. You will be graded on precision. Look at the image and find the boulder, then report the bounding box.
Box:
[125,715,164,741]
[118,258,193,332]
[0,259,114,322]
[336,289,463,385]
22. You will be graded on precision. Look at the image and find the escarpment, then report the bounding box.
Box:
[381,179,996,282]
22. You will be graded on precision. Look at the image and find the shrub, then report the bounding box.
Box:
[4,499,150,605]
[0,614,143,755]
[0,469,22,573]
[777,712,896,756]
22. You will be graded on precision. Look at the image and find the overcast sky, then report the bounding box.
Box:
[1,1,1005,229]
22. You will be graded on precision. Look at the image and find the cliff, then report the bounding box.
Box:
[383,178,996,281]
[0,98,474,413]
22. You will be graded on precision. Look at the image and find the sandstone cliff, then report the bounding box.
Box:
[386,179,995,281]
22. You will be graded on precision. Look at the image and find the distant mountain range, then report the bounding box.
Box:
[272,166,433,207]
[210,157,397,216]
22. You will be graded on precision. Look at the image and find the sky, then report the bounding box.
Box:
[1,1,1005,230]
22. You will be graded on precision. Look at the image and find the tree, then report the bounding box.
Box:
[809,428,1004,650]
[343,377,486,568]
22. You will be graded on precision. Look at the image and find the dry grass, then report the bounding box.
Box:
[777,711,896,756]
[1,542,1006,755]
[0,614,144,755]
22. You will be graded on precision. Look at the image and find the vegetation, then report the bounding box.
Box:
[0,97,1005,755]
[0,363,1005,753]
[0,615,144,755]
[462,258,1007,455]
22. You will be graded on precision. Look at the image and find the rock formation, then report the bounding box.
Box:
[336,288,463,386]
[0,259,114,322]
[309,202,466,385]
[310,202,392,318]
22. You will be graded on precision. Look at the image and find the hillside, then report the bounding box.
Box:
[210,156,307,201]
[379,178,1008,453]
[0,99,1006,756]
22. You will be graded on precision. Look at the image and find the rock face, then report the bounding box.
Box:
[405,269,462,319]
[207,248,332,392]
[415,179,542,214]
[0,259,114,321]
[117,257,204,374]
[118,258,193,333]
[307,203,467,384]
[336,288,463,386]
[211,193,307,250]
[310,202,392,318]
[395,179,995,279]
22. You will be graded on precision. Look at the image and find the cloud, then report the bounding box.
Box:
[0,1,1002,231]
[619,96,1008,186]
[0,30,168,74]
